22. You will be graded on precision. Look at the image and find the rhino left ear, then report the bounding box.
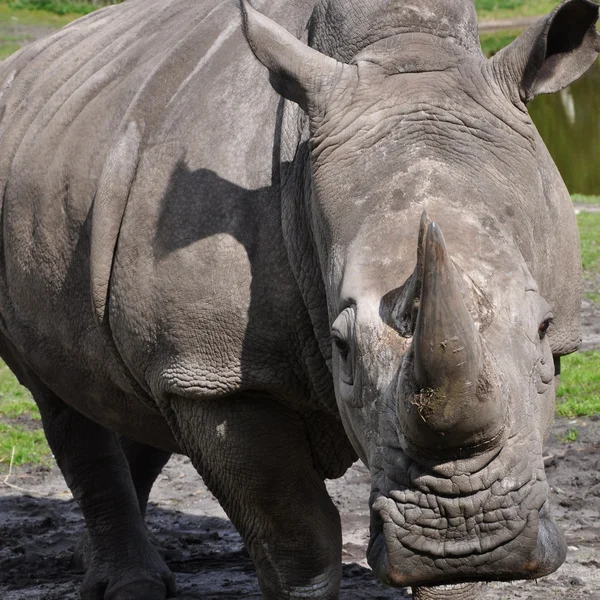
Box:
[240,1,356,115]
[492,0,600,103]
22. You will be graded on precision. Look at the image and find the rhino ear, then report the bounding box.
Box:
[239,1,356,114]
[492,0,600,103]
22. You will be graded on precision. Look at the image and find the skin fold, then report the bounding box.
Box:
[0,0,595,598]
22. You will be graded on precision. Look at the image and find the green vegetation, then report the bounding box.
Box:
[0,362,51,468]
[560,427,580,443]
[0,3,81,59]
[0,1,80,25]
[475,0,558,21]
[557,351,600,417]
[0,422,50,466]
[577,211,600,303]
[6,0,119,16]
[479,29,521,57]
[0,369,38,420]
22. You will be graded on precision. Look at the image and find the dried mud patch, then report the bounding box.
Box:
[0,418,599,599]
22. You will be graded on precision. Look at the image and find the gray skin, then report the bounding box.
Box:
[0,0,596,598]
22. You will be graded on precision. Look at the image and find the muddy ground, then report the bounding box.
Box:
[0,414,598,599]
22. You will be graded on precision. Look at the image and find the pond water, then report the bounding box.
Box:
[529,58,600,195]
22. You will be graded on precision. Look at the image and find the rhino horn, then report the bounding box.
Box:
[414,221,482,391]
[411,221,493,448]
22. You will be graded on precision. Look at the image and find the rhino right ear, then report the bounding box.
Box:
[239,1,356,115]
[492,0,600,103]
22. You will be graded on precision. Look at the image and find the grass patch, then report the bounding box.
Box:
[0,361,51,467]
[0,361,35,415]
[577,211,600,274]
[560,427,580,443]
[6,0,119,16]
[480,29,521,56]
[573,204,600,306]
[476,0,558,21]
[0,2,84,58]
[0,422,50,466]
[0,1,81,26]
[557,351,600,417]
[0,42,21,59]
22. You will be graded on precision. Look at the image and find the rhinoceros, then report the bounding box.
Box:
[0,0,595,598]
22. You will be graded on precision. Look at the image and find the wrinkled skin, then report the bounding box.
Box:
[0,0,595,598]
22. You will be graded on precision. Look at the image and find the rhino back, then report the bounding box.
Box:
[0,0,337,440]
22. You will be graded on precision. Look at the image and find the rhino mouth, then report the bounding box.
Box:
[367,441,566,587]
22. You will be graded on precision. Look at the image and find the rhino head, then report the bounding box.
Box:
[242,0,597,588]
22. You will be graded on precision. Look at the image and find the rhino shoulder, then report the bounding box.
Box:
[90,121,143,336]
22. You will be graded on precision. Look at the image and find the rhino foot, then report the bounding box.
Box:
[80,555,176,600]
[73,530,173,572]
[72,530,92,571]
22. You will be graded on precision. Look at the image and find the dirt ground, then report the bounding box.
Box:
[0,413,598,600]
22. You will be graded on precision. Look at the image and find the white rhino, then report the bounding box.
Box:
[0,0,595,598]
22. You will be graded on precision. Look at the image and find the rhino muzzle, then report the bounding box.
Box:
[366,436,567,587]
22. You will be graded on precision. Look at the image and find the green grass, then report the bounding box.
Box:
[6,0,119,16]
[0,2,84,59]
[0,362,51,467]
[0,361,36,415]
[0,42,20,59]
[578,211,600,274]
[0,422,50,466]
[573,203,600,306]
[557,351,600,417]
[480,29,522,56]
[0,1,81,25]
[560,427,580,443]
[475,0,559,21]
[578,211,600,304]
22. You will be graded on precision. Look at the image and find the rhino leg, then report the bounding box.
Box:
[170,394,342,600]
[73,437,172,571]
[119,436,172,519]
[33,385,176,600]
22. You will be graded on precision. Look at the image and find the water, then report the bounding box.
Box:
[529,59,600,196]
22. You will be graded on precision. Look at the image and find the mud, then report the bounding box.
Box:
[0,415,599,599]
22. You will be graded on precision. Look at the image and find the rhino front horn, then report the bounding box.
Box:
[405,220,504,455]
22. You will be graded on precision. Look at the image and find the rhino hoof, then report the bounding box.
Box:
[80,563,176,600]
[105,576,176,600]
[81,574,176,600]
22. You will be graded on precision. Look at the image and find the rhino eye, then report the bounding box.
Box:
[539,318,553,340]
[332,334,349,361]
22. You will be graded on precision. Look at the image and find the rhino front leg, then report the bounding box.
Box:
[170,394,342,600]
[74,436,172,571]
[33,385,176,600]
[119,435,172,519]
